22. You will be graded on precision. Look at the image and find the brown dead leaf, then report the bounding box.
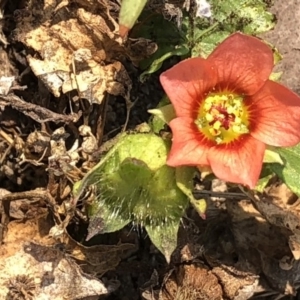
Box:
[258,251,300,296]
[13,0,155,105]
[65,234,135,276]
[0,46,17,78]
[265,182,296,208]
[0,76,14,95]
[212,265,258,300]
[225,191,300,296]
[0,216,118,299]
[160,263,223,300]
[227,199,290,259]
[249,193,300,261]
[13,0,129,104]
[289,235,300,260]
[257,199,300,234]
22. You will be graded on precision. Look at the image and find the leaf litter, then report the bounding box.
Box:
[0,215,123,299]
[1,0,300,299]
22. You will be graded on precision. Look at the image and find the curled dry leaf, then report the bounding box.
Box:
[79,125,98,156]
[212,265,259,300]
[48,127,81,182]
[13,0,155,104]
[19,130,51,166]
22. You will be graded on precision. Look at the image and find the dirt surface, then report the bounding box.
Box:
[261,0,300,94]
[1,1,300,300]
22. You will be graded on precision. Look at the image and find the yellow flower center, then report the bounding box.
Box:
[195,92,250,144]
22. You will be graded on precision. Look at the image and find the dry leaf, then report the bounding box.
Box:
[0,216,117,299]
[160,263,223,300]
[66,235,135,276]
[212,265,258,300]
[14,0,132,104]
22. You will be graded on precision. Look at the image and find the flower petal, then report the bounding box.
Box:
[208,33,273,95]
[167,117,214,166]
[160,58,217,118]
[249,80,300,147]
[207,135,265,188]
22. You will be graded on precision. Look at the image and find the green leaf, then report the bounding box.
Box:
[254,174,273,193]
[87,201,131,239]
[272,45,282,64]
[148,95,172,133]
[191,30,229,58]
[235,4,274,34]
[148,104,176,126]
[175,166,196,202]
[271,144,300,196]
[133,13,189,78]
[145,220,180,263]
[210,0,274,34]
[134,0,275,75]
[263,148,284,164]
[175,166,207,218]
[140,45,189,80]
[253,163,275,193]
[192,0,275,57]
[269,72,282,81]
[119,0,147,36]
[73,133,189,260]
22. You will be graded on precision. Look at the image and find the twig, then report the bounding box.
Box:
[193,189,249,200]
[0,94,82,124]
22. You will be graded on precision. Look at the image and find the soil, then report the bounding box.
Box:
[260,1,300,95]
[1,0,300,300]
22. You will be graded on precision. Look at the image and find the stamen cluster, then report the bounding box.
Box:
[196,93,249,144]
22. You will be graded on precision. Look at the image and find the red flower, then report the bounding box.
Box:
[160,33,300,188]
